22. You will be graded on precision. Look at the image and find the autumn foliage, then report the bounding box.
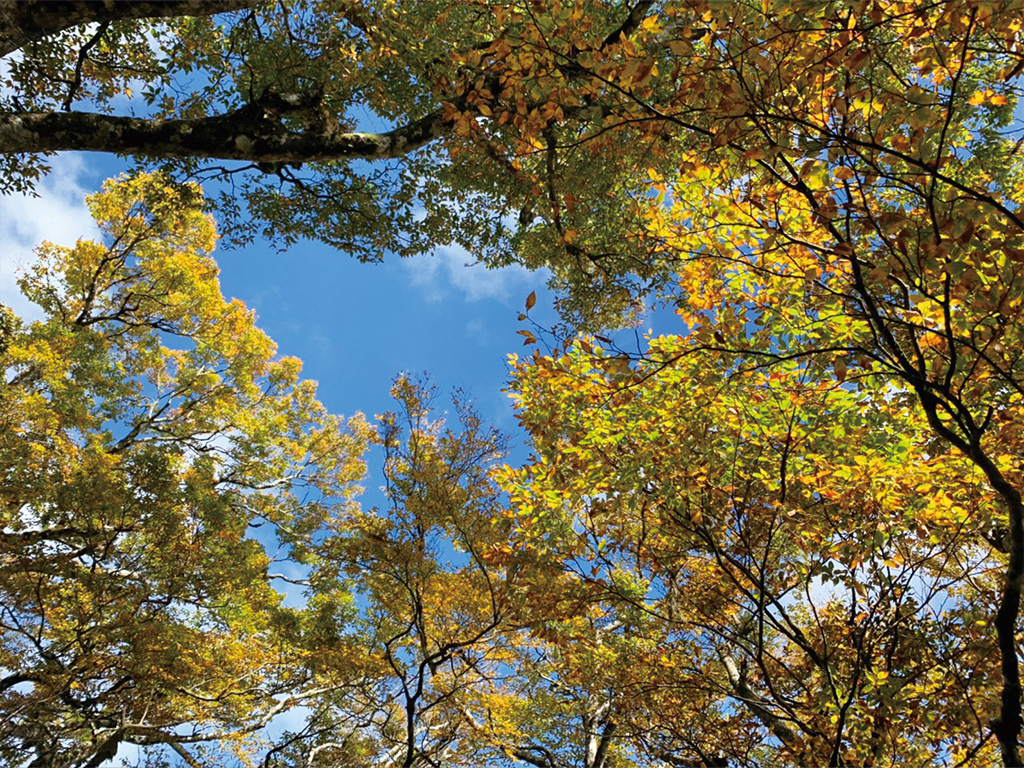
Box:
[3,1,1024,767]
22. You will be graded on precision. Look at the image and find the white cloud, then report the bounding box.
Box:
[401,242,545,304]
[464,318,491,346]
[0,154,99,323]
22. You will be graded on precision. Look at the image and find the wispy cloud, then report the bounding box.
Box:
[401,242,546,304]
[0,154,99,323]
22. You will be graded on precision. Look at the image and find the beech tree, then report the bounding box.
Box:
[0,173,371,767]
[503,340,1002,766]
[281,377,646,768]
[292,377,518,768]
[490,1,1024,764]
[0,0,787,265]
[0,0,513,256]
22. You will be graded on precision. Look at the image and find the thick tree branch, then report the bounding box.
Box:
[590,716,617,768]
[601,0,655,49]
[720,652,797,747]
[513,745,558,768]
[0,0,263,58]
[656,752,730,768]
[0,106,449,164]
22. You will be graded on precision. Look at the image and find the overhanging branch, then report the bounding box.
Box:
[0,106,449,164]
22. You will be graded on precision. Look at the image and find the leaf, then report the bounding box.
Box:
[833,355,847,383]
[526,290,537,311]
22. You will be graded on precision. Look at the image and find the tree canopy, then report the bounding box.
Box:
[4,1,1024,766]
[0,173,370,766]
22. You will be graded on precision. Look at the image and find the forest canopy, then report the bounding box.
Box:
[3,1,1024,766]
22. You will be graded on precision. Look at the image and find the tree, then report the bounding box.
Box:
[0,0,504,256]
[470,2,1024,763]
[274,376,642,768]
[287,376,518,768]
[0,173,370,767]
[0,0,742,265]
[503,338,1002,766]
